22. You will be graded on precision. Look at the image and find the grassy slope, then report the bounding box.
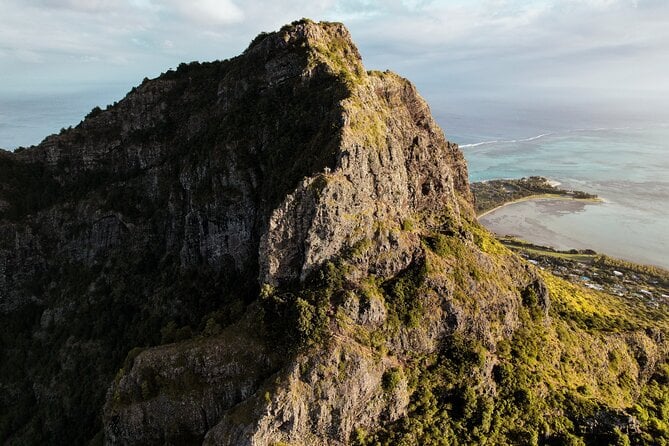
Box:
[501,237,668,304]
[257,216,669,445]
[347,225,669,446]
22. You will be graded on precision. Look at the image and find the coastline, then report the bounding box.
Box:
[469,176,668,268]
[466,127,669,271]
[476,194,602,218]
[477,193,668,269]
[498,237,668,302]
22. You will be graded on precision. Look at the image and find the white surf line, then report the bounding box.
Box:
[460,132,553,148]
[459,122,669,150]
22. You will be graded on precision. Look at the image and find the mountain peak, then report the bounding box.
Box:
[242,18,364,88]
[2,19,666,446]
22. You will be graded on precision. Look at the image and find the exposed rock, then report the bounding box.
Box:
[0,19,667,446]
[105,306,282,445]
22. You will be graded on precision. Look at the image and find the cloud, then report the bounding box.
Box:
[168,0,245,25]
[36,0,126,12]
[0,0,667,112]
[343,1,669,82]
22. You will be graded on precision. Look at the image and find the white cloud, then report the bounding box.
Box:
[38,0,126,12]
[169,0,245,25]
[13,49,45,63]
[0,0,666,110]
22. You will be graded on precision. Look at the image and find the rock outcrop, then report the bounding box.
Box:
[1,19,667,446]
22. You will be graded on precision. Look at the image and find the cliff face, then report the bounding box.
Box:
[0,20,469,443]
[1,20,667,446]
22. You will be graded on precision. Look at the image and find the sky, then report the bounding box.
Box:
[1,0,669,148]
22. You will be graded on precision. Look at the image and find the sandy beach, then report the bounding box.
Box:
[478,196,668,269]
[476,194,601,219]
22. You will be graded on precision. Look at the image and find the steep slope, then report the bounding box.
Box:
[1,19,667,446]
[1,20,354,442]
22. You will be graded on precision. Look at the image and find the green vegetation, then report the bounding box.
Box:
[0,249,255,443]
[219,49,347,210]
[348,220,669,445]
[633,363,669,444]
[304,20,364,88]
[261,260,344,349]
[0,22,359,443]
[2,19,668,446]
[0,152,61,219]
[262,240,430,353]
[471,176,598,216]
[500,237,668,305]
[381,368,403,393]
[255,213,669,445]
[383,260,427,330]
[356,286,667,445]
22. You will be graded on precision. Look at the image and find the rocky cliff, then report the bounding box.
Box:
[1,20,667,446]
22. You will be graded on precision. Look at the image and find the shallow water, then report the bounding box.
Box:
[467,127,669,268]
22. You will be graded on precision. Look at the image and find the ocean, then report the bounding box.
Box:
[1,90,668,268]
[0,86,131,150]
[459,126,669,269]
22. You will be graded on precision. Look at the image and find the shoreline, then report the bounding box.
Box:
[498,237,669,302]
[470,176,667,269]
[476,194,602,218]
[476,194,668,270]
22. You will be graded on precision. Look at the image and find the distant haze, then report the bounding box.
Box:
[1,0,669,148]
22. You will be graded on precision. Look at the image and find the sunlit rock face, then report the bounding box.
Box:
[2,19,665,446]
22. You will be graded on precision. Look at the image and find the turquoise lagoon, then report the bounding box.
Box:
[460,127,669,269]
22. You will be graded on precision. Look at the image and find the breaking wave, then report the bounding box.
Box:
[459,133,553,148]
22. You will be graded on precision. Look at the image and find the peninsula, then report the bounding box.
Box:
[472,176,599,216]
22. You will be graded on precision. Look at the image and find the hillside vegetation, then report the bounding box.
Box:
[0,20,666,445]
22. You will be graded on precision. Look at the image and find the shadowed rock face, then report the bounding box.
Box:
[2,19,666,446]
[0,19,472,444]
[97,21,480,445]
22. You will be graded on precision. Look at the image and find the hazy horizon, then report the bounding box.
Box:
[2,0,669,149]
[4,82,668,151]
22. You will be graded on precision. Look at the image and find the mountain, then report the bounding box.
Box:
[1,19,667,445]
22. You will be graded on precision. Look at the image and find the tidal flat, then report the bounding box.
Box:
[465,127,669,269]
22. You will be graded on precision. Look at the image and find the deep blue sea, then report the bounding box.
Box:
[1,90,667,268]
